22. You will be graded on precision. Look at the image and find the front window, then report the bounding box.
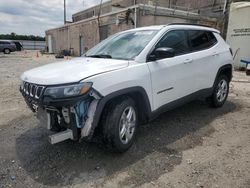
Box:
[155,30,189,56]
[85,30,158,60]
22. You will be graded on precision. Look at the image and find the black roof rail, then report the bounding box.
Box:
[167,23,212,28]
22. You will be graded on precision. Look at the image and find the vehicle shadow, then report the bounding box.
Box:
[16,100,238,187]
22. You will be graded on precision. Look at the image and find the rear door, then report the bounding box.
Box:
[147,30,195,110]
[0,41,4,51]
[187,30,219,91]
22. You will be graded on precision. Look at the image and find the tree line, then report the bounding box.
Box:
[0,32,45,41]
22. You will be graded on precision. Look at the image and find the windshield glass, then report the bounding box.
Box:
[85,30,158,60]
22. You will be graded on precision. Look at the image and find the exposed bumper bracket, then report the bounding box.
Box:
[48,129,73,144]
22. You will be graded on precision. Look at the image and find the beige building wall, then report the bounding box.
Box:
[46,3,218,56]
[138,14,218,29]
[139,15,188,26]
[73,1,112,22]
[111,0,169,7]
[46,9,135,56]
[46,20,99,56]
[171,0,225,9]
[69,20,99,55]
[112,0,226,9]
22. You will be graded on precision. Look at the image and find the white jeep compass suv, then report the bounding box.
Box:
[20,24,233,152]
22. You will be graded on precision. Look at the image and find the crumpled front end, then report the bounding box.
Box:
[20,81,102,144]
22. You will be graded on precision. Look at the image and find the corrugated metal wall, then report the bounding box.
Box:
[11,40,46,50]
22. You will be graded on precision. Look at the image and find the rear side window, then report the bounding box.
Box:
[155,30,189,55]
[188,30,217,51]
[0,41,10,44]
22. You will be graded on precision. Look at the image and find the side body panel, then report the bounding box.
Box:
[189,44,219,92]
[147,53,195,111]
[191,33,233,92]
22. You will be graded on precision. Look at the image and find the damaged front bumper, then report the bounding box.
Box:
[20,81,102,144]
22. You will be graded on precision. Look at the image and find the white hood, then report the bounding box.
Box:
[21,57,129,85]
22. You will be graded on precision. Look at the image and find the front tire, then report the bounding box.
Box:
[210,75,229,108]
[3,48,11,54]
[102,97,138,152]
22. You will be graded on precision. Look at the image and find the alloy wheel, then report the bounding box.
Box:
[119,106,136,144]
[216,79,228,102]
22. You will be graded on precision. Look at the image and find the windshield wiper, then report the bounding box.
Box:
[86,54,112,59]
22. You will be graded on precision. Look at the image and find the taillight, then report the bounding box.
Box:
[229,48,233,56]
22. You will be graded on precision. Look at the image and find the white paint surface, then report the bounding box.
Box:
[226,2,250,69]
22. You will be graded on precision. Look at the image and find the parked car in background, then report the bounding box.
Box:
[0,40,17,54]
[246,63,250,75]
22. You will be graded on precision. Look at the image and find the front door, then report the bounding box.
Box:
[147,30,195,111]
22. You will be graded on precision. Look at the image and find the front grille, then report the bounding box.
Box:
[21,81,45,99]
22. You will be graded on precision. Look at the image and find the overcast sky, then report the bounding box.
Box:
[0,0,108,36]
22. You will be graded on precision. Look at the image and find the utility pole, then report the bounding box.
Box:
[97,0,103,41]
[154,0,158,15]
[64,0,66,24]
[97,0,103,25]
[134,0,137,28]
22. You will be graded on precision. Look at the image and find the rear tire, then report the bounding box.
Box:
[3,48,11,54]
[209,75,229,108]
[101,97,138,152]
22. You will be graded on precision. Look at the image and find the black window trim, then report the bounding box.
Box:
[146,29,218,62]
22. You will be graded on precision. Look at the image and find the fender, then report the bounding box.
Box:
[213,64,233,88]
[92,86,152,130]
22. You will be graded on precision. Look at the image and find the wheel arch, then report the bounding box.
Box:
[214,64,233,87]
[92,86,152,131]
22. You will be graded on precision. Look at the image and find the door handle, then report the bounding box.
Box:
[212,52,218,56]
[183,59,193,64]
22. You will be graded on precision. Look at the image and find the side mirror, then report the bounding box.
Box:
[148,47,175,61]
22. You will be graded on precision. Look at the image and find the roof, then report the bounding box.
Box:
[128,25,166,31]
[120,24,219,34]
[0,40,14,42]
[166,23,220,33]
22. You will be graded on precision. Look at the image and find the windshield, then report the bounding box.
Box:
[85,30,158,60]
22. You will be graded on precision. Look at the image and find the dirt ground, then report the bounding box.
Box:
[0,51,249,188]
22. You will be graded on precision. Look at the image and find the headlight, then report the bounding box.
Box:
[44,82,92,98]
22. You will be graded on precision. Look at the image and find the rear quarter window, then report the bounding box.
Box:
[188,30,217,51]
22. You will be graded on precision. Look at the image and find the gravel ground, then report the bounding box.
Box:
[0,51,249,188]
